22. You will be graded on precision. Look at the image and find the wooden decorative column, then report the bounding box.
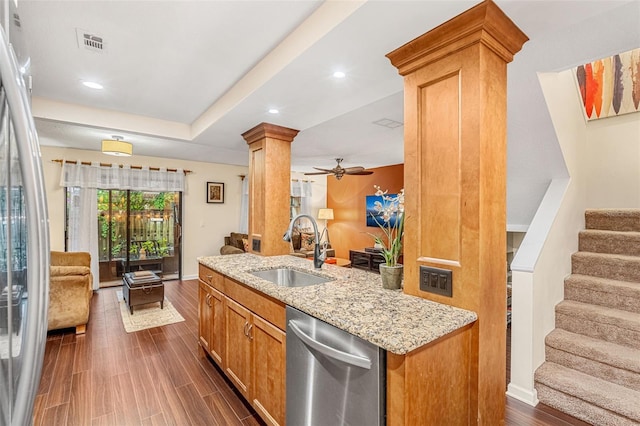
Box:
[242,123,299,256]
[387,1,528,424]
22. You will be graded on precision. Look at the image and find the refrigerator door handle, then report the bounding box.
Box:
[0,26,50,426]
[288,320,372,370]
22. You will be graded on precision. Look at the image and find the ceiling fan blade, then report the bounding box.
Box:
[304,171,332,175]
[312,167,336,173]
[342,166,365,173]
[345,170,374,175]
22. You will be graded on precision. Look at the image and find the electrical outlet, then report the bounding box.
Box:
[419,266,453,297]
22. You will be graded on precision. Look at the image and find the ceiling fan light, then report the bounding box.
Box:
[102,139,132,156]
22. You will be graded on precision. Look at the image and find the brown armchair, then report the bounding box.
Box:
[48,251,93,334]
[220,232,248,255]
[290,229,335,258]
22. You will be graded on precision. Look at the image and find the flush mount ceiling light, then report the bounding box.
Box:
[333,71,346,78]
[101,136,132,156]
[268,108,279,114]
[82,81,103,90]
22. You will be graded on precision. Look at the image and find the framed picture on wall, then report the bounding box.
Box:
[206,182,224,204]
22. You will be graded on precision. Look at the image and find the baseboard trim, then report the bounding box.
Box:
[507,383,539,406]
[181,274,198,281]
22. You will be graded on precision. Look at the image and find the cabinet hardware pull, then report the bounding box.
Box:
[243,322,249,337]
[206,274,213,282]
[247,324,253,340]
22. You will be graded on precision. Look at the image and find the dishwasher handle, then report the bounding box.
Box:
[289,320,372,370]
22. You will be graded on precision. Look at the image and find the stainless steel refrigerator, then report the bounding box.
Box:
[0,0,50,424]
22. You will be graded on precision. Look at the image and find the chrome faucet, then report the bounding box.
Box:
[283,214,326,269]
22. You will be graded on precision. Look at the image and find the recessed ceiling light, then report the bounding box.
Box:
[268,108,279,114]
[82,81,103,90]
[333,71,346,78]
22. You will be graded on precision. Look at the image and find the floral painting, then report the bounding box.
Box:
[575,47,640,120]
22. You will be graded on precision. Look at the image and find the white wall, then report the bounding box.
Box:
[508,67,640,404]
[586,112,640,208]
[508,70,588,405]
[41,146,248,279]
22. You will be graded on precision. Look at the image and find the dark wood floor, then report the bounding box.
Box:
[34,279,588,426]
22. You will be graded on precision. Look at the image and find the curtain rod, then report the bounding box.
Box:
[53,159,192,174]
[291,178,314,182]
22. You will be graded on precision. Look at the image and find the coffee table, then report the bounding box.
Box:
[123,271,164,314]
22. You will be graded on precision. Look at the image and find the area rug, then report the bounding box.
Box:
[116,290,185,333]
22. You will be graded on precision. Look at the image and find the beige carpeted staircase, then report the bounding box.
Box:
[534,209,640,426]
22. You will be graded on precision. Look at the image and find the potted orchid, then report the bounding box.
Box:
[369,185,405,289]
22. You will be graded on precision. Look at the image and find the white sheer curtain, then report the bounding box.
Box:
[59,161,186,289]
[239,177,249,234]
[290,180,313,230]
[290,180,312,212]
[66,186,99,290]
[60,162,185,191]
[299,181,312,216]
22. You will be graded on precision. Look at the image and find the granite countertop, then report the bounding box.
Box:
[197,254,477,355]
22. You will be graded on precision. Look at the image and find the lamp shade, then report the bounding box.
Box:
[102,139,132,156]
[318,208,334,220]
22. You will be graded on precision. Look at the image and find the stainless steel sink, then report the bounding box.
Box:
[249,268,331,287]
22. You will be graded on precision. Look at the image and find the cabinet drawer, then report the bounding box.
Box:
[199,264,224,292]
[224,277,285,331]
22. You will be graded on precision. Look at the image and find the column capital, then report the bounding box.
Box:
[386,0,528,75]
[242,122,299,145]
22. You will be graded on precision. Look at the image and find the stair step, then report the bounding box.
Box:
[535,362,640,425]
[579,229,640,257]
[565,274,640,314]
[555,300,640,349]
[545,329,640,392]
[585,209,640,232]
[572,251,640,283]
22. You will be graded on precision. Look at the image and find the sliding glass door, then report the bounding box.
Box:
[73,189,182,285]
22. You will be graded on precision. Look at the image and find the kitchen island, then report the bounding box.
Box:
[198,253,476,354]
[198,253,478,426]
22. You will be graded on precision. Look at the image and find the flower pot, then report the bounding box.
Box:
[379,264,403,290]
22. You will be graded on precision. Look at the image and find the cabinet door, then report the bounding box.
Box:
[251,315,286,426]
[198,281,212,350]
[225,297,252,398]
[209,287,225,367]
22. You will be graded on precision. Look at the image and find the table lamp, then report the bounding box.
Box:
[318,208,334,244]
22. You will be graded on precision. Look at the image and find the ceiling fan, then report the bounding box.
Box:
[304,158,374,180]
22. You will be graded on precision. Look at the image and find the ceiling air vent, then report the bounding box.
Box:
[76,28,105,52]
[373,118,403,129]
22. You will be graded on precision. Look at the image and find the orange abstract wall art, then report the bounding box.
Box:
[575,47,640,120]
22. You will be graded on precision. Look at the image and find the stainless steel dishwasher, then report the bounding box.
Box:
[286,306,385,426]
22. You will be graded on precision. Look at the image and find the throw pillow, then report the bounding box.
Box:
[242,238,249,252]
[230,232,247,250]
[300,233,315,251]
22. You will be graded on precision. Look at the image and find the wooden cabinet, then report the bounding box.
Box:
[224,297,252,398]
[350,249,403,273]
[224,296,286,426]
[198,264,286,426]
[198,281,213,350]
[198,267,225,367]
[198,281,225,366]
[350,249,384,273]
[252,315,286,426]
